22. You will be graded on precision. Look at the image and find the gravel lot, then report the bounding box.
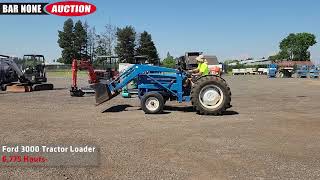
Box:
[1,75,320,179]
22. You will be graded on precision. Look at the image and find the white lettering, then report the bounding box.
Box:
[51,5,57,13]
[21,5,42,13]
[42,146,68,153]
[49,5,92,13]
[58,5,63,13]
[84,5,91,13]
[2,5,7,13]
[70,146,95,153]
[64,5,70,13]
[78,5,84,12]
[2,146,19,152]
[2,5,19,13]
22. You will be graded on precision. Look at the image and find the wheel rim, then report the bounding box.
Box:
[145,97,160,111]
[199,85,224,109]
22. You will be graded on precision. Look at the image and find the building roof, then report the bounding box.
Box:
[204,55,219,65]
[276,61,313,67]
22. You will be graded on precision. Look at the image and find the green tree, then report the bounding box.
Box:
[136,31,159,65]
[268,50,289,61]
[73,20,87,59]
[58,18,74,64]
[279,32,316,61]
[115,26,136,63]
[162,56,176,68]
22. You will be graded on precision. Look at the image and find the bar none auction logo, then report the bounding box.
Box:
[0,1,96,16]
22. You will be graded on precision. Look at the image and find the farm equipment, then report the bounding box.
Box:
[177,52,202,70]
[70,57,119,97]
[91,64,232,115]
[95,55,119,79]
[0,54,53,92]
[296,65,308,78]
[268,64,277,78]
[0,55,19,88]
[309,65,319,78]
[278,67,294,78]
[118,56,148,98]
[70,59,96,96]
[70,58,118,97]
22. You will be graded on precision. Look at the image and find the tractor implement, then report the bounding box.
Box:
[91,82,121,105]
[92,64,232,115]
[70,57,119,97]
[70,59,97,97]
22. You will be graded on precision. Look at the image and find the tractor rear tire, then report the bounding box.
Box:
[191,75,231,115]
[141,92,164,114]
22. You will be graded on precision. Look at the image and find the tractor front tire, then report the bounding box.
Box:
[141,92,164,114]
[191,75,231,115]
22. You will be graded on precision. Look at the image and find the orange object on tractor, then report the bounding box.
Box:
[210,66,221,76]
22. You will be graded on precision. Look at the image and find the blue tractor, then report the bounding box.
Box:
[309,65,319,78]
[91,65,232,115]
[296,65,309,78]
[268,64,277,78]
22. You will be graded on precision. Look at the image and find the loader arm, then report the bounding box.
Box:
[91,64,180,105]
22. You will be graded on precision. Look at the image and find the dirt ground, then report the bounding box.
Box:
[1,75,320,179]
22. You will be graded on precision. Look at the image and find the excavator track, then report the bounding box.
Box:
[5,83,53,92]
[6,83,32,92]
[32,83,54,91]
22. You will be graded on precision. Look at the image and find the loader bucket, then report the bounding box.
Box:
[90,83,116,105]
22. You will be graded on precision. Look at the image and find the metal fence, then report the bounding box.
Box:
[46,63,119,71]
[46,64,71,71]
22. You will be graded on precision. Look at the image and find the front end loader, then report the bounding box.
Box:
[91,64,232,115]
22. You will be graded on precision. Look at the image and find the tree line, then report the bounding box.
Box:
[58,19,317,67]
[269,32,316,61]
[57,18,159,65]
[225,32,317,66]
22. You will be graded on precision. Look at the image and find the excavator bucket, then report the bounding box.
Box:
[6,83,32,92]
[91,83,119,105]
